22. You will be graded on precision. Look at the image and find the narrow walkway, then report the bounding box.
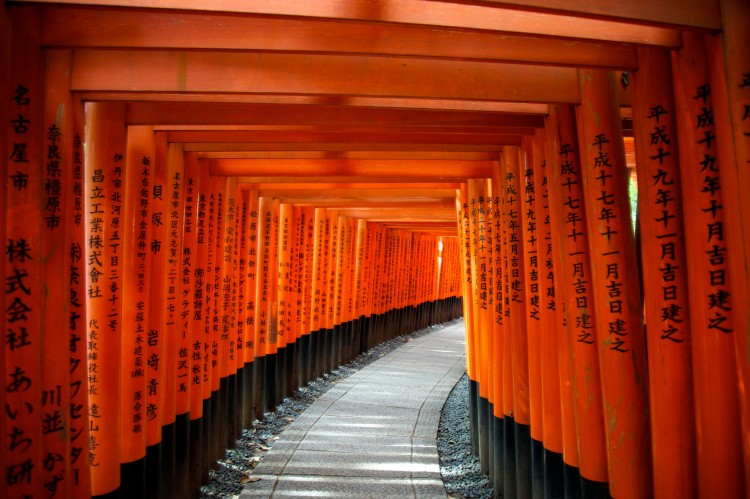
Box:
[241,321,466,498]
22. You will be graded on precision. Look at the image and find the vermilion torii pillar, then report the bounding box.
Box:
[577,70,652,498]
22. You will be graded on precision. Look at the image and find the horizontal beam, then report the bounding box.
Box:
[125,102,545,127]
[43,7,638,69]
[187,143,503,153]
[198,151,500,160]
[209,159,495,178]
[71,50,581,103]
[436,0,720,30]
[20,0,682,45]
[83,92,551,114]
[237,176,477,184]
[257,188,457,198]
[169,130,522,145]
[240,182,462,190]
[273,199,456,207]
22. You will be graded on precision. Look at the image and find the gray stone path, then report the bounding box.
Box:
[241,321,466,498]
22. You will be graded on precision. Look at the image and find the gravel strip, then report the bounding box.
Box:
[437,374,495,498]
[200,321,457,498]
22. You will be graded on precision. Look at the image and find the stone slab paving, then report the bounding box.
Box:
[241,321,466,499]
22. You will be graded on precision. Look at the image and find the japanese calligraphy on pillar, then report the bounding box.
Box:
[6,78,42,496]
[244,191,259,358]
[67,125,89,494]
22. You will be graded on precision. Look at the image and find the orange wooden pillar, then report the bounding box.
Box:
[520,137,545,498]
[672,32,745,498]
[185,152,209,489]
[207,175,227,462]
[162,143,186,493]
[255,196,275,412]
[707,0,750,485]
[631,46,697,498]
[500,146,531,498]
[40,48,77,498]
[353,219,368,356]
[241,189,261,420]
[309,207,326,380]
[84,101,127,497]
[119,125,155,496]
[3,11,44,498]
[532,126,565,497]
[146,132,168,492]
[577,69,652,499]
[546,104,606,497]
[276,202,295,398]
[68,92,91,498]
[457,185,480,457]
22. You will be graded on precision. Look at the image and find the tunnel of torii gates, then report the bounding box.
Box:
[1,0,750,498]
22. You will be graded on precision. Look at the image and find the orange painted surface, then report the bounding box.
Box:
[577,69,652,497]
[706,7,750,488]
[501,147,530,427]
[243,189,260,364]
[632,46,697,498]
[84,102,126,495]
[209,176,227,390]
[255,196,274,358]
[672,32,745,498]
[119,125,154,463]
[520,138,543,442]
[42,48,73,496]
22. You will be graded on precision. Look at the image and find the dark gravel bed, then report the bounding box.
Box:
[437,374,495,498]
[200,321,456,498]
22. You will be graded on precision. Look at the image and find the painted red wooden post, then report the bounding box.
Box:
[532,126,565,494]
[706,1,750,484]
[546,104,605,494]
[68,92,91,498]
[4,8,44,497]
[672,31,745,498]
[41,48,74,498]
[85,101,127,496]
[520,136,544,496]
[146,132,168,469]
[577,69,652,498]
[119,125,155,493]
[631,46,697,498]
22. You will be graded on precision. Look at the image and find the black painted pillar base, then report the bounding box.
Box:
[531,437,545,499]
[161,421,176,495]
[175,412,190,499]
[478,394,490,475]
[226,373,236,449]
[201,397,211,482]
[234,366,245,439]
[543,448,565,499]
[492,414,505,494]
[516,422,532,499]
[564,462,582,499]
[275,346,286,406]
[504,416,517,499]
[217,377,228,458]
[253,356,265,420]
[469,378,479,457]
[189,416,203,498]
[120,456,146,498]
[264,352,277,413]
[242,363,254,428]
[488,403,495,485]
[146,439,162,499]
[581,476,610,499]
[209,389,220,464]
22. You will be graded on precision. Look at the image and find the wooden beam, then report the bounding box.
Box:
[186,143,503,153]
[168,130,522,145]
[431,0,720,30]
[209,159,494,178]
[21,0,681,45]
[71,50,581,103]
[270,198,456,207]
[83,92,551,114]
[124,102,545,127]
[237,176,476,184]
[239,182,462,190]
[256,188,458,198]
[198,151,500,160]
[42,7,638,69]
